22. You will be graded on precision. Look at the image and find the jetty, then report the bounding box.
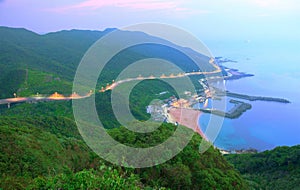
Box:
[199,99,252,119]
[225,91,290,103]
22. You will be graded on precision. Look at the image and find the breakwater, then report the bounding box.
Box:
[226,91,290,103]
[199,99,252,119]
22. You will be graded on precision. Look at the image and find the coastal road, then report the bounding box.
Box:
[105,61,223,91]
[0,93,92,106]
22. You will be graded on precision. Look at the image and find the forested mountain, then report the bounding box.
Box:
[0,27,109,98]
[0,26,209,98]
[0,26,108,79]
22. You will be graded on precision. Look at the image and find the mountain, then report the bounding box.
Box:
[0,27,109,98]
[0,26,209,79]
[0,26,108,79]
[0,26,213,98]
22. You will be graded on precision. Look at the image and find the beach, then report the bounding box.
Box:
[167,107,206,139]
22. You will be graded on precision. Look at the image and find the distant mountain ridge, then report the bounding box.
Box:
[0,26,213,98]
[0,26,110,80]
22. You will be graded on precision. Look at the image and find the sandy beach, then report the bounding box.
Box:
[167,107,206,140]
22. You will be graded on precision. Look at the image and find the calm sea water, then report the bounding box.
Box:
[198,39,300,151]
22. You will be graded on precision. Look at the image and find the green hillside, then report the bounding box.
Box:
[225,146,300,189]
[0,69,27,98]
[0,69,73,98]
[0,115,248,189]
[0,26,107,80]
[0,116,138,189]
[0,26,106,98]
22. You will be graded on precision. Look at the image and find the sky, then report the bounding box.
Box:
[0,0,300,41]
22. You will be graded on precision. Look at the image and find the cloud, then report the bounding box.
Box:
[251,0,279,7]
[45,0,214,19]
[47,0,212,16]
[248,0,299,10]
[253,13,272,18]
[256,13,271,17]
[52,0,183,12]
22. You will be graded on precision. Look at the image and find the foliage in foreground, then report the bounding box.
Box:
[29,165,142,190]
[0,116,247,189]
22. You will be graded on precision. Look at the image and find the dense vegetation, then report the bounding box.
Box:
[0,68,74,98]
[0,26,106,98]
[0,116,139,189]
[226,146,300,189]
[0,26,109,80]
[0,115,248,189]
[0,69,27,98]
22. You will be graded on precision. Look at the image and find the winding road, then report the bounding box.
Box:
[1,60,222,108]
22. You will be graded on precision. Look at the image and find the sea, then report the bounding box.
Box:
[197,39,300,151]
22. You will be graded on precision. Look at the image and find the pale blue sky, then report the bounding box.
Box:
[0,0,299,40]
